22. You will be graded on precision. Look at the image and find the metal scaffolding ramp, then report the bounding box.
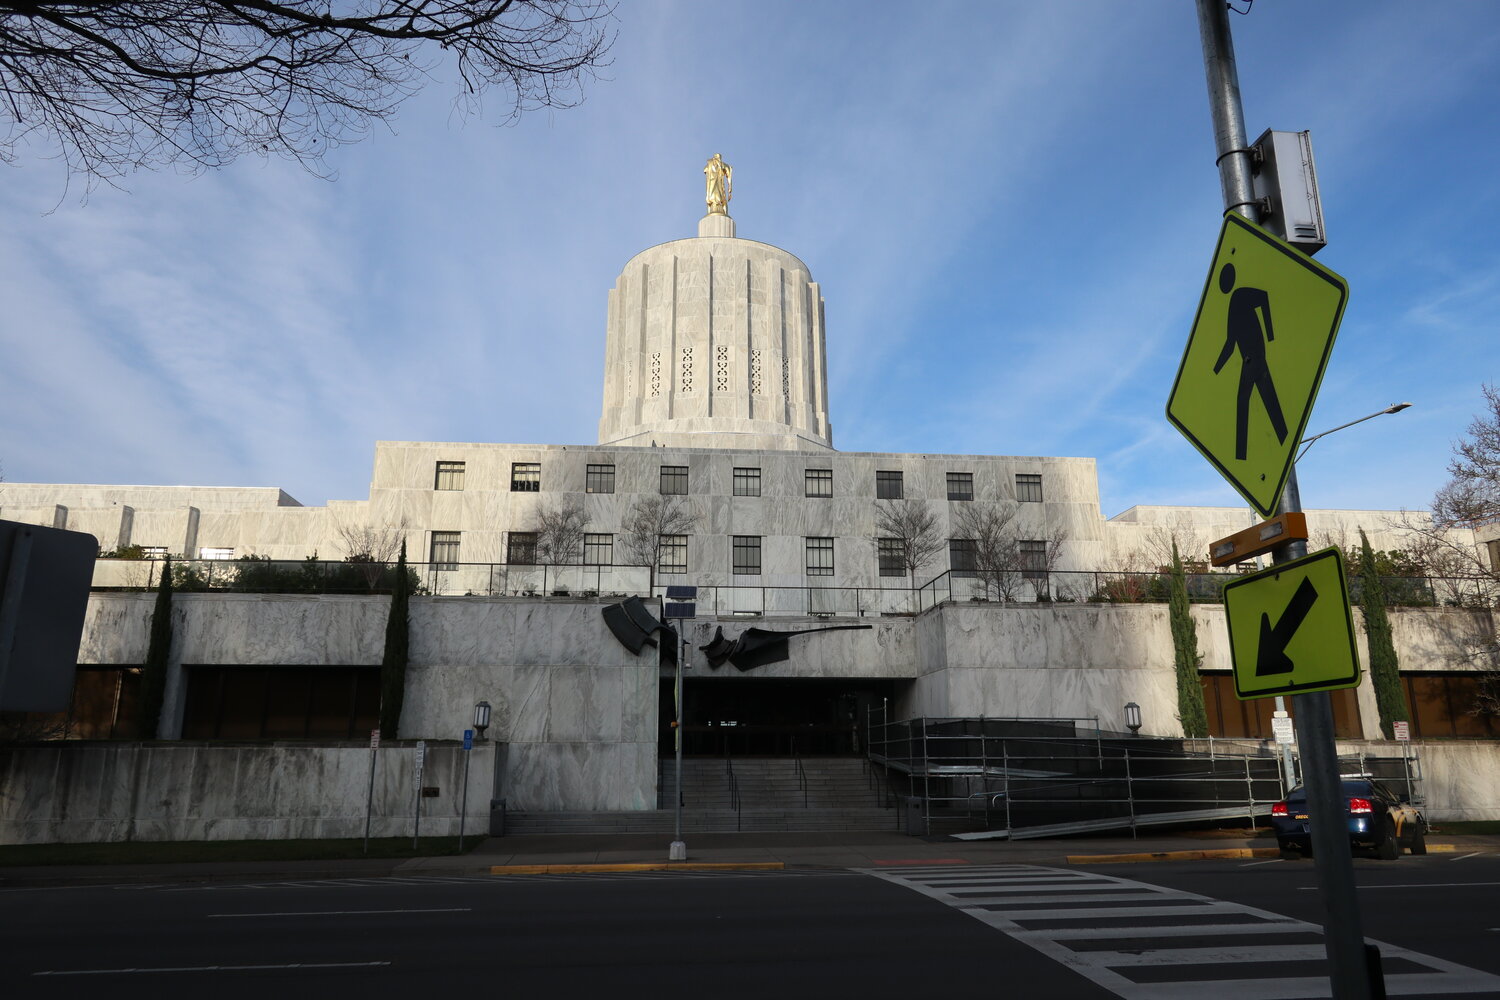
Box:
[867,713,1422,838]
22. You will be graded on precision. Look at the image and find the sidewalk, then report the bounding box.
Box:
[5,830,1493,888]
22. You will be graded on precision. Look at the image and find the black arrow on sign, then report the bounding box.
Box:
[1256,576,1319,676]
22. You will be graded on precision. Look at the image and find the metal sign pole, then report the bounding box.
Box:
[664,586,696,863]
[412,739,426,852]
[459,729,474,852]
[1195,4,1371,996]
[671,622,686,860]
[364,728,380,855]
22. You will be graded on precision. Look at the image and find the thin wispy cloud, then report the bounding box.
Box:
[0,0,1494,517]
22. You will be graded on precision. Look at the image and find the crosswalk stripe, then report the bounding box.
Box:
[868,863,1500,999]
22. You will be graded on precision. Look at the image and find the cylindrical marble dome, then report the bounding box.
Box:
[597,215,833,451]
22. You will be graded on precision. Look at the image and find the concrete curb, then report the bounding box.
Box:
[488,862,786,875]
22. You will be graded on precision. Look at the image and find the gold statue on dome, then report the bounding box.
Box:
[704,153,732,216]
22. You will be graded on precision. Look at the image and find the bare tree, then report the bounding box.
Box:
[1385,385,1500,722]
[953,502,1068,601]
[535,494,589,565]
[620,494,699,590]
[333,514,409,588]
[873,498,945,587]
[1433,383,1500,530]
[0,2,614,185]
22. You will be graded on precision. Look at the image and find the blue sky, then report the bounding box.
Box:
[2,1,1496,518]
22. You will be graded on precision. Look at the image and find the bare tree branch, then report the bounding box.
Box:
[0,1,614,185]
[1433,383,1500,530]
[873,498,944,585]
[534,493,588,565]
[620,493,698,588]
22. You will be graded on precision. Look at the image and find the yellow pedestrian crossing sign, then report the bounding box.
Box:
[1223,546,1361,700]
[1167,213,1349,518]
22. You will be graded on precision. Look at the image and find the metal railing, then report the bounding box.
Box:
[869,712,1291,838]
[913,567,1498,611]
[90,557,1496,613]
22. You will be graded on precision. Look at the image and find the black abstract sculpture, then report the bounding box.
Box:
[699,623,872,672]
[601,595,677,665]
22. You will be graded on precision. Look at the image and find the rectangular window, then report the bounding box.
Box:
[506,531,537,565]
[733,467,761,497]
[946,472,974,501]
[583,533,613,566]
[430,531,460,570]
[1016,473,1043,503]
[733,535,762,575]
[878,538,905,577]
[586,464,615,494]
[805,468,833,498]
[1403,674,1500,738]
[141,546,168,559]
[199,547,234,560]
[660,465,688,495]
[949,538,977,575]
[659,534,688,575]
[876,470,903,499]
[1020,539,1047,579]
[511,462,541,492]
[434,460,465,491]
[806,537,834,577]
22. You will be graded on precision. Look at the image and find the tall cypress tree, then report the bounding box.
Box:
[1360,529,1409,738]
[1170,541,1209,738]
[378,540,410,737]
[137,556,173,739]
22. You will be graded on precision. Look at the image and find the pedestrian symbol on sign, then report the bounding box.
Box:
[1166,213,1349,518]
[1213,260,1288,462]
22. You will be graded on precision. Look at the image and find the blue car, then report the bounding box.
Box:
[1271,777,1428,860]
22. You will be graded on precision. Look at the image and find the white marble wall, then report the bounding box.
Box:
[0,743,494,844]
[75,592,659,811]
[597,232,832,451]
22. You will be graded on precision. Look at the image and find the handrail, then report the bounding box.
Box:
[870,713,1421,837]
[723,753,741,830]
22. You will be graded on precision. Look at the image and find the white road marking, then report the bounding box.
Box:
[35,961,390,976]
[207,907,472,918]
[1239,859,1284,867]
[1451,851,1487,861]
[870,863,1500,999]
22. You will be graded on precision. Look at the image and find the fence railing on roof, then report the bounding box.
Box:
[89,557,1496,612]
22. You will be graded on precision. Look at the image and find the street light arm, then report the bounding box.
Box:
[1295,403,1412,463]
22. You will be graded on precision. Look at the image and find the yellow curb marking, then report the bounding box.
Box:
[1067,843,1469,864]
[489,862,785,875]
[1067,848,1282,864]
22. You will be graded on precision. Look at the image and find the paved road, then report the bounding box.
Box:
[5,856,1500,999]
[1,869,1115,1000]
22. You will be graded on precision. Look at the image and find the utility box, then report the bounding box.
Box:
[1251,129,1327,255]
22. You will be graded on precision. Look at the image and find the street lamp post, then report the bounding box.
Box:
[1295,402,1411,463]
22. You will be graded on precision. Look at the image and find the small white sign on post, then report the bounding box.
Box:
[1272,714,1296,745]
[414,739,427,775]
[1393,720,1410,742]
[370,728,381,750]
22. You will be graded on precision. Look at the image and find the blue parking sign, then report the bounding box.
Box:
[463,729,474,750]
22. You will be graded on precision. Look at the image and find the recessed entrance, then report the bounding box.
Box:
[660,678,898,757]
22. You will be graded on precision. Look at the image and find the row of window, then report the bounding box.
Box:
[430,531,1048,577]
[432,460,1045,502]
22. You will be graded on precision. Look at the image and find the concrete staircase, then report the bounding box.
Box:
[504,756,899,835]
